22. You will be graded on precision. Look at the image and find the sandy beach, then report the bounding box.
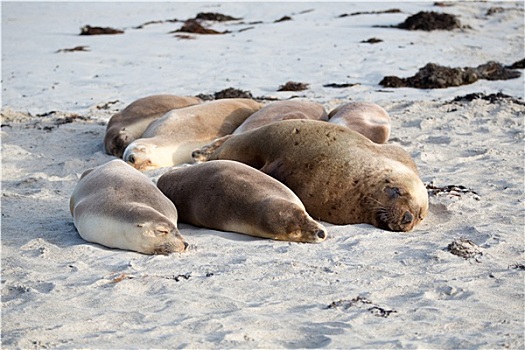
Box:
[2,2,524,349]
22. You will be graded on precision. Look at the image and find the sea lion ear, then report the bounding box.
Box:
[385,186,402,198]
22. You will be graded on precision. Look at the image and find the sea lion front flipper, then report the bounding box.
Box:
[192,135,234,162]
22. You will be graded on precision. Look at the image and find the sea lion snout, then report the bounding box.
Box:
[127,154,136,164]
[298,222,328,243]
[379,206,424,232]
[402,211,414,225]
[123,144,154,171]
[153,239,188,255]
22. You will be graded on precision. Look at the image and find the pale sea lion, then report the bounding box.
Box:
[104,94,202,158]
[70,159,187,254]
[328,102,391,144]
[123,98,263,171]
[233,99,328,134]
[193,120,428,231]
[157,160,327,243]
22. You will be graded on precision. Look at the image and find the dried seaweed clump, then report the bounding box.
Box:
[426,183,479,197]
[447,238,482,260]
[80,25,124,35]
[397,11,461,31]
[174,19,226,35]
[195,12,241,22]
[451,92,524,105]
[361,37,383,44]
[327,296,397,318]
[380,61,521,89]
[508,58,525,69]
[339,9,400,17]
[278,81,309,92]
[196,88,254,101]
[214,88,253,99]
[56,46,90,53]
[274,16,292,23]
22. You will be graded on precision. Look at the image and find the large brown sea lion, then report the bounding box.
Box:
[157,160,327,243]
[193,120,428,231]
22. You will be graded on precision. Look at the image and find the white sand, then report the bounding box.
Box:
[2,2,524,349]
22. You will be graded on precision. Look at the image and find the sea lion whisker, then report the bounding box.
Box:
[366,196,388,213]
[365,195,385,206]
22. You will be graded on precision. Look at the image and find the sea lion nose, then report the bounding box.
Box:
[127,154,135,164]
[402,211,414,224]
[183,241,189,250]
[316,230,326,240]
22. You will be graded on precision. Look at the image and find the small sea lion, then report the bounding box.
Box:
[233,99,328,134]
[328,102,391,144]
[157,160,327,243]
[104,94,202,158]
[70,160,187,254]
[123,98,263,171]
[193,120,428,231]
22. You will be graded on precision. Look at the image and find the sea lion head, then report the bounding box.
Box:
[368,172,429,232]
[137,220,188,255]
[263,199,328,243]
[105,129,134,158]
[284,218,328,243]
[123,140,156,171]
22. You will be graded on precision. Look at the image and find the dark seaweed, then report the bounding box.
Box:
[80,25,123,35]
[380,62,520,89]
[278,81,309,92]
[195,12,241,21]
[397,11,461,31]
